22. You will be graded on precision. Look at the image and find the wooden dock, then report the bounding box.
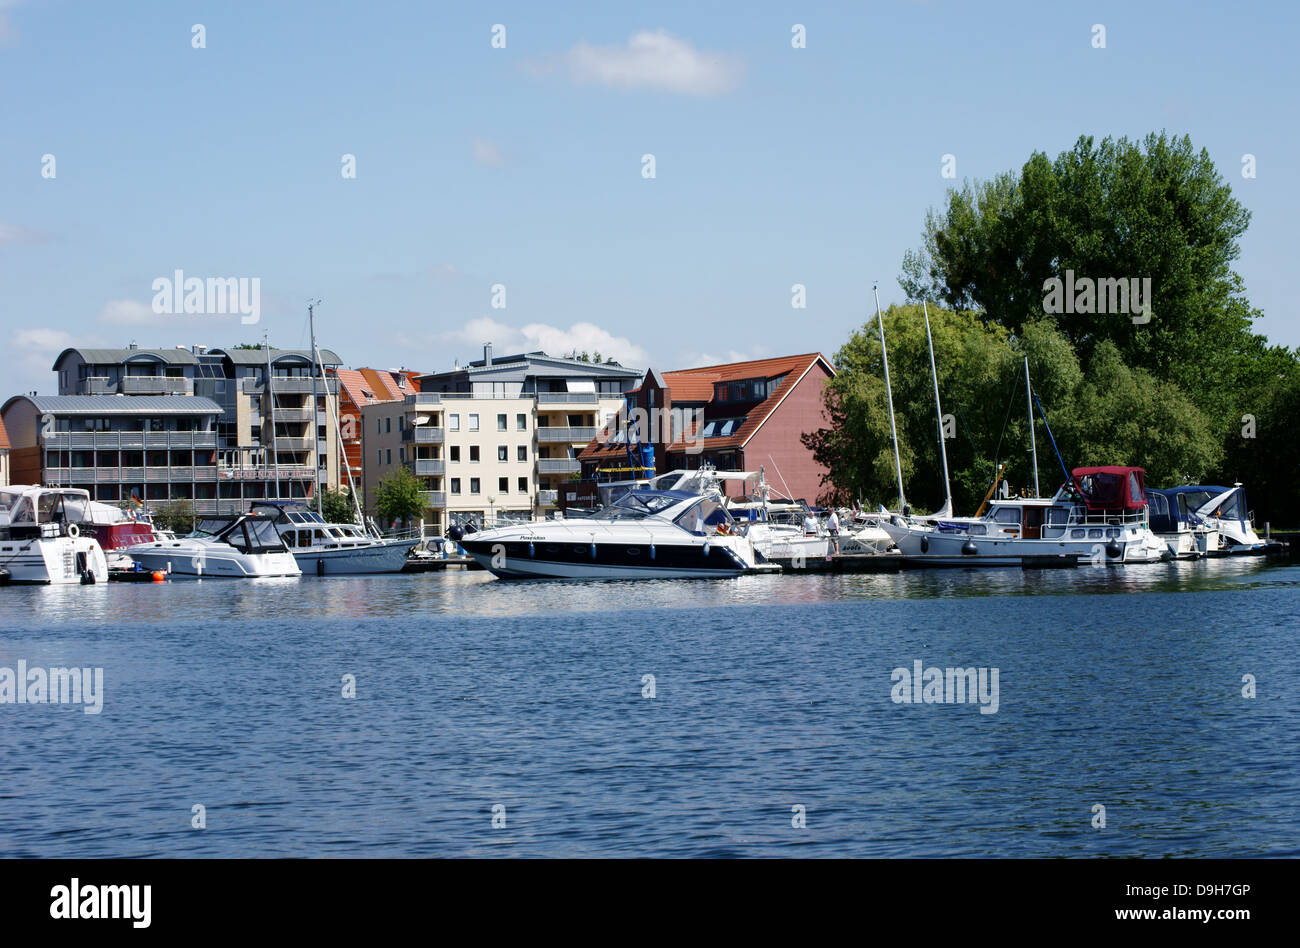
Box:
[401,556,481,573]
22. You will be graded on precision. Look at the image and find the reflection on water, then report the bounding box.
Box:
[0,559,1296,858]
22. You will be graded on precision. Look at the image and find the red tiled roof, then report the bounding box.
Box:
[0,415,10,451]
[580,352,831,459]
[334,367,420,407]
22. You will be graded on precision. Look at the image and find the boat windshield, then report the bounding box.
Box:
[594,491,686,521]
[191,518,233,538]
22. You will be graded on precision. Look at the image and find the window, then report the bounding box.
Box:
[450,478,461,494]
[470,478,480,494]
[469,445,480,462]
[516,413,527,431]
[386,449,391,464]
[992,507,1021,525]
[497,446,508,462]
[517,477,528,493]
[497,413,507,431]
[377,417,382,434]
[517,446,527,462]
[499,477,509,493]
[377,450,382,465]
[385,418,391,433]
[449,413,460,431]
[468,414,479,431]
[449,446,460,462]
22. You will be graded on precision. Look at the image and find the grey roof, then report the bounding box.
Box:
[5,395,223,415]
[210,347,342,366]
[53,347,200,368]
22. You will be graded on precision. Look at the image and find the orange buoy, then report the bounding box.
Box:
[151,571,166,583]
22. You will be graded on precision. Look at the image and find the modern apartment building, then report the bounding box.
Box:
[28,344,344,513]
[1,394,223,509]
[362,346,638,532]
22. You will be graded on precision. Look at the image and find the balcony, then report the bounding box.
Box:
[537,392,598,403]
[537,426,597,443]
[404,393,442,406]
[42,431,218,450]
[120,376,194,395]
[406,459,446,476]
[402,427,444,444]
[269,436,316,452]
[537,458,581,475]
[76,377,113,395]
[267,405,314,422]
[242,376,338,395]
[419,491,447,507]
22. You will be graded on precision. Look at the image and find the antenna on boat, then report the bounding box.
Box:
[874,282,906,511]
[923,301,951,516]
[1025,357,1040,497]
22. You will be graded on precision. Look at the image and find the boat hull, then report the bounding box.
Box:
[882,523,1169,564]
[128,543,301,578]
[459,536,756,580]
[293,539,418,575]
[0,536,109,584]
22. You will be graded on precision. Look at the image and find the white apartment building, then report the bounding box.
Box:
[361,347,638,533]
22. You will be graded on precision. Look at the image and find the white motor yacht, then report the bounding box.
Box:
[453,488,775,579]
[128,513,301,578]
[0,485,109,584]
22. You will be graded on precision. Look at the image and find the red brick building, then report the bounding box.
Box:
[331,367,423,477]
[578,353,835,503]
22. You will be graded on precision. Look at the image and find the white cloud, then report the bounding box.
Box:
[428,316,651,368]
[11,327,77,393]
[471,138,506,168]
[14,327,76,353]
[98,299,159,325]
[548,30,743,96]
[675,345,772,369]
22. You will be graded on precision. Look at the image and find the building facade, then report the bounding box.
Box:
[577,352,835,504]
[0,415,11,485]
[31,344,344,513]
[362,347,639,533]
[332,366,422,493]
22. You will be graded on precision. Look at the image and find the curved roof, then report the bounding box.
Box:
[209,347,341,366]
[1,394,223,415]
[52,347,200,369]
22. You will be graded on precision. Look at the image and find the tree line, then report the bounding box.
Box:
[808,133,1299,525]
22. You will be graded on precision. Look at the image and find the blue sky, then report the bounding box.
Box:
[2,0,1296,395]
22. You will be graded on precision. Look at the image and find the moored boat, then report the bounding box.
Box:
[250,500,418,574]
[0,485,109,584]
[127,513,301,578]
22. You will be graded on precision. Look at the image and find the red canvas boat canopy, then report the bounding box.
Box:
[1071,466,1147,512]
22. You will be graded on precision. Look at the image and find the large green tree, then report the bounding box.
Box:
[375,467,425,527]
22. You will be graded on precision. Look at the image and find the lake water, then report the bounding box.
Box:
[2,559,1297,857]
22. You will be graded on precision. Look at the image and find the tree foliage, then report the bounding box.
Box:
[320,487,357,525]
[375,467,425,525]
[148,499,196,534]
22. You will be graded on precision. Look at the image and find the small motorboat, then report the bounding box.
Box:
[250,501,418,575]
[127,513,301,578]
[0,485,109,584]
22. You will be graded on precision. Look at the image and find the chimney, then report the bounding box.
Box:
[484,342,493,366]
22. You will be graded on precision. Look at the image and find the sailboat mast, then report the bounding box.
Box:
[308,300,322,513]
[923,301,951,514]
[873,283,906,510]
[264,332,279,498]
[1025,356,1040,497]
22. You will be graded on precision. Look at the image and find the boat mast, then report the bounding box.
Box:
[874,282,906,510]
[1025,357,1040,497]
[923,301,951,515]
[308,300,322,513]
[264,332,279,498]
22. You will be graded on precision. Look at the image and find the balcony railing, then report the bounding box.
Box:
[119,376,194,395]
[242,376,338,395]
[42,432,218,450]
[404,393,442,406]
[537,458,581,474]
[406,459,446,476]
[537,489,559,506]
[537,392,599,403]
[418,491,447,507]
[402,427,444,443]
[537,426,597,443]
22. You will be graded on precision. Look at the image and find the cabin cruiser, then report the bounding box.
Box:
[128,513,301,578]
[0,485,109,584]
[249,501,418,574]
[1157,485,1272,556]
[453,488,774,579]
[880,466,1170,565]
[1146,488,1219,559]
[56,497,158,569]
